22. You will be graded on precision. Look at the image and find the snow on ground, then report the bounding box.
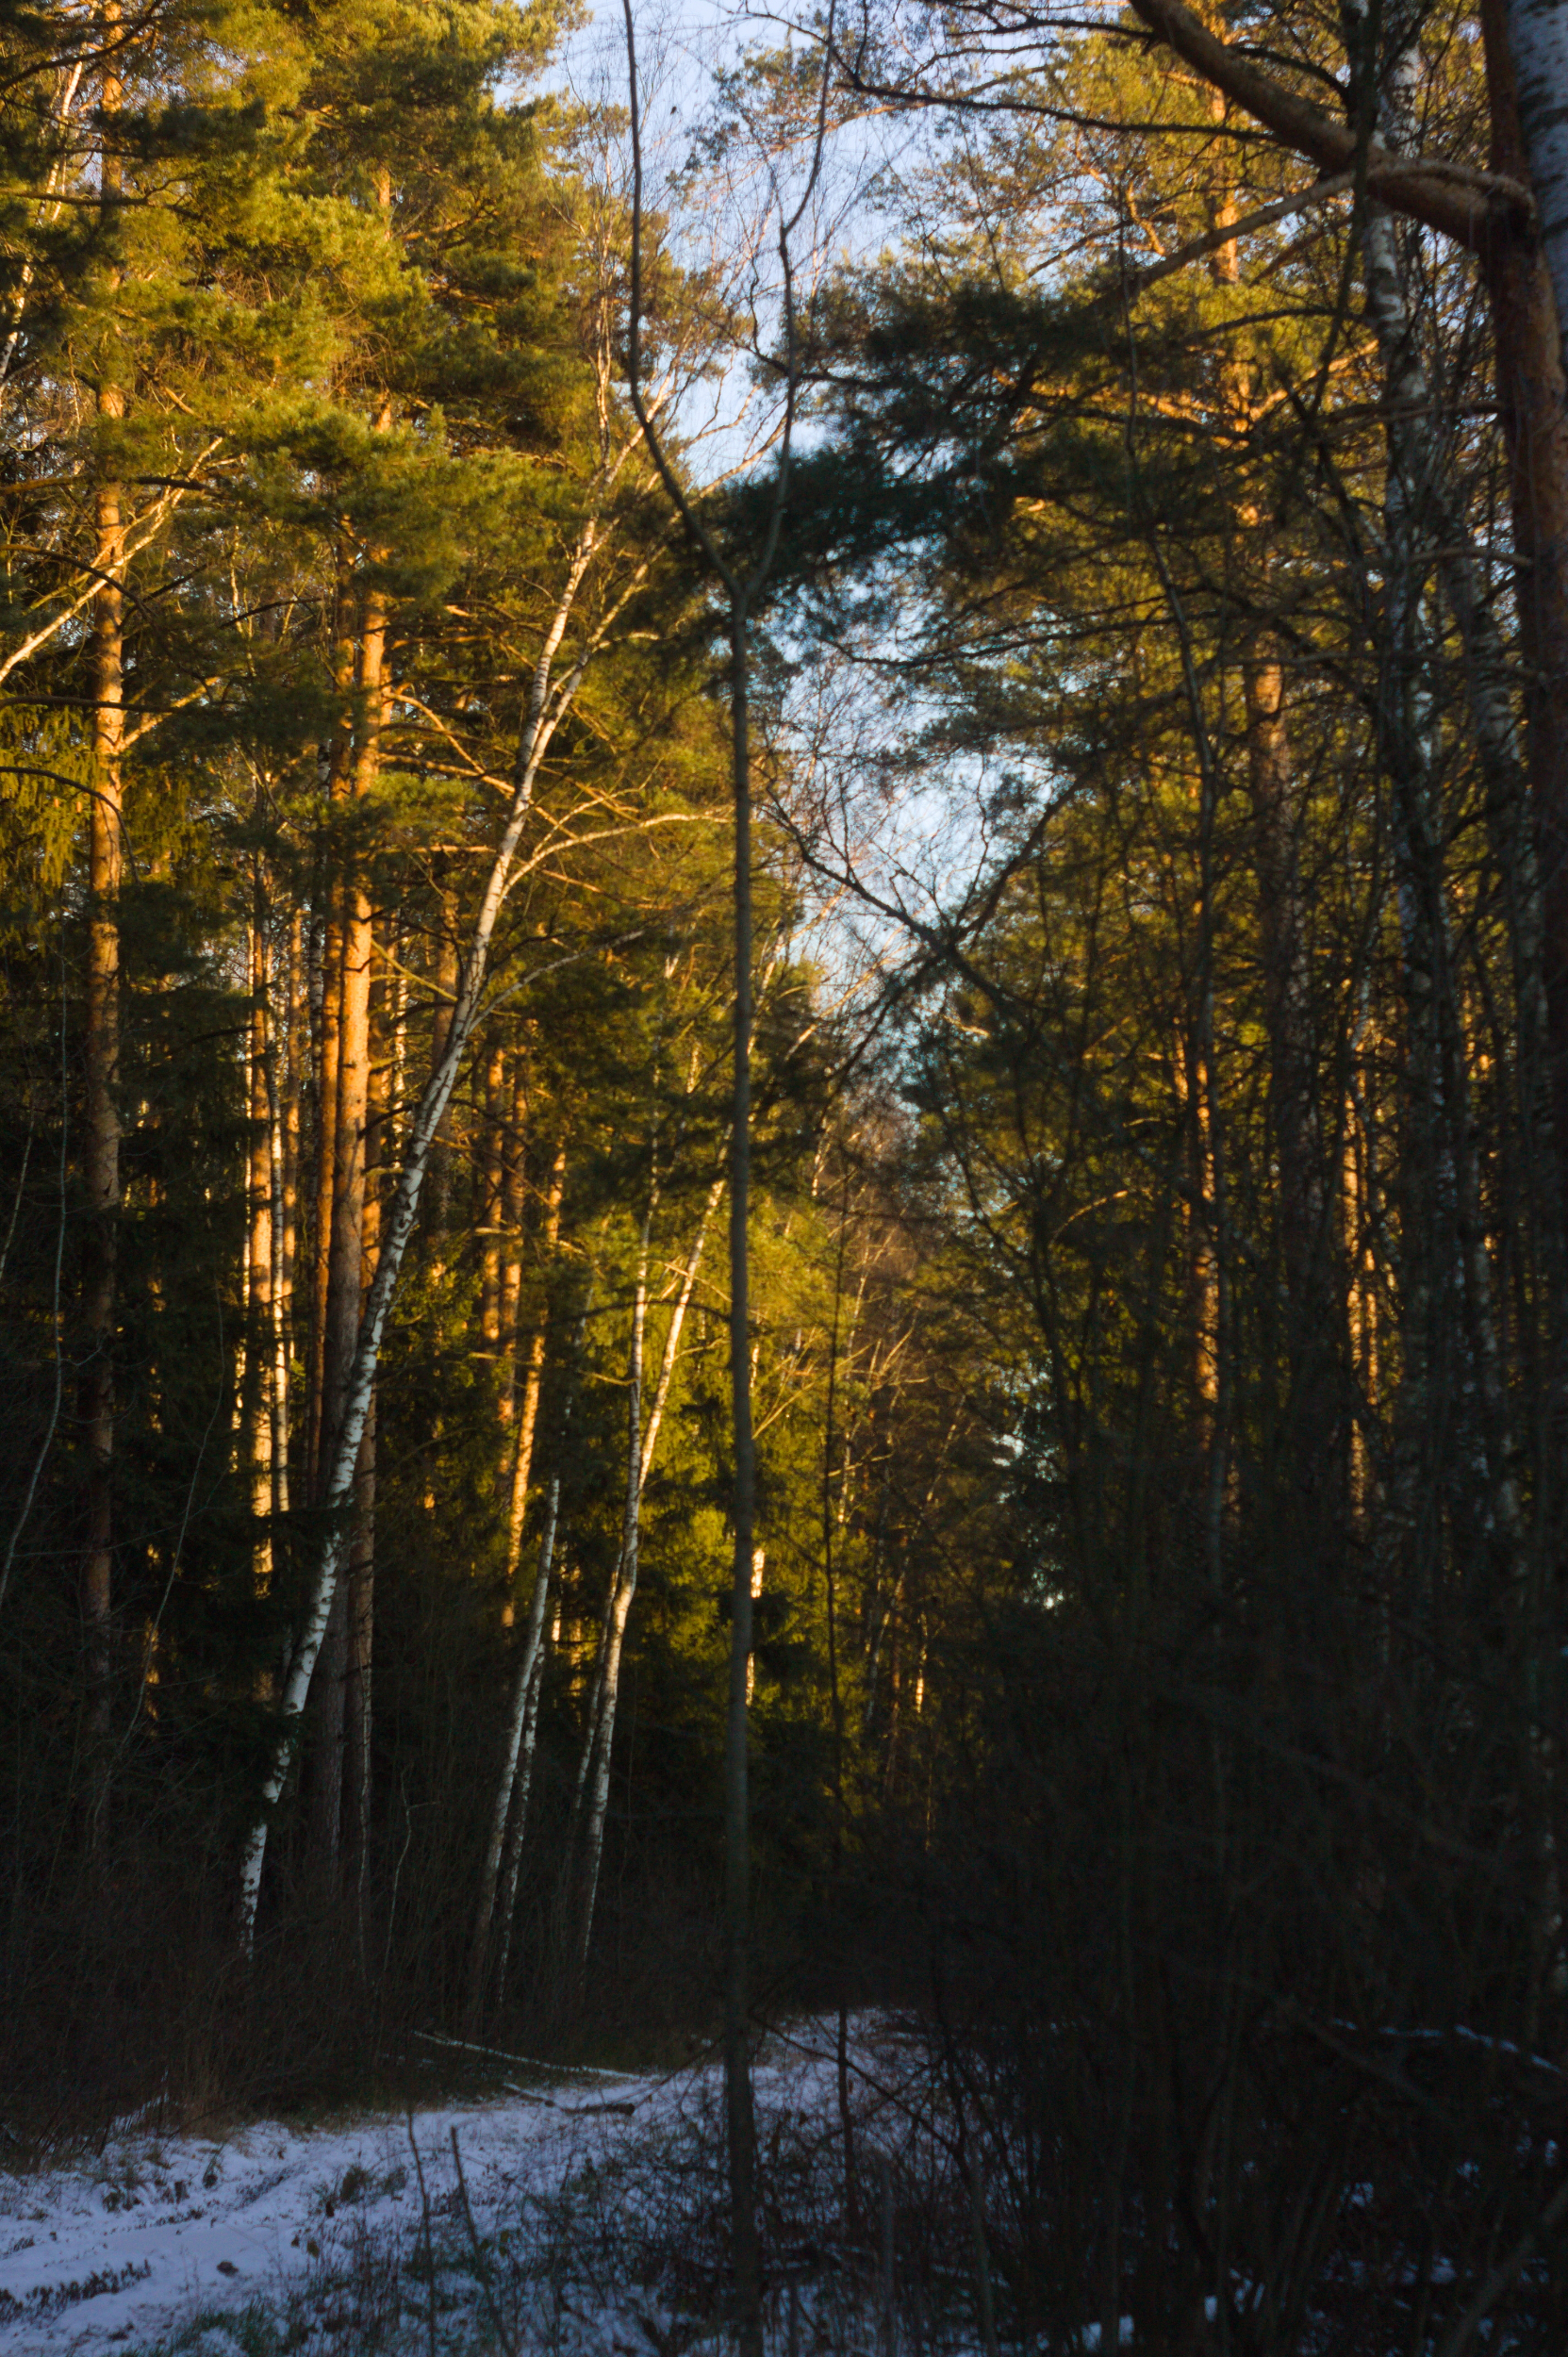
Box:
[0,2052,702,2355]
[0,2025,927,2356]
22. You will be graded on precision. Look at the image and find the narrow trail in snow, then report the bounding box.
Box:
[0,2061,665,2353]
[0,2022,935,2356]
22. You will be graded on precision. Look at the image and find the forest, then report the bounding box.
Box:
[4,0,1568,2346]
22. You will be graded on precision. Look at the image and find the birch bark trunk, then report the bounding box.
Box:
[567,1169,721,1844]
[572,1200,652,1972]
[1122,0,1568,1244]
[486,1478,562,2016]
[236,510,609,1951]
[1363,0,1560,1998]
[484,1285,600,2016]
[1500,0,1568,380]
[468,1475,561,2027]
[1352,2,1531,1590]
[1472,1,1568,1248]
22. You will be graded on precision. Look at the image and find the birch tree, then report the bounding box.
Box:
[233,198,725,1945]
[569,1165,725,1971]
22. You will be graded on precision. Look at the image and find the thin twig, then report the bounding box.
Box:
[406,2115,438,2357]
[451,2124,519,2357]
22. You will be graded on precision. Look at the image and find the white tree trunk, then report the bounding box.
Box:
[488,1494,555,2011]
[236,522,605,1952]
[567,1171,721,1823]
[1356,11,1528,1568]
[1502,0,1568,376]
[468,1474,562,2024]
[573,1201,652,1970]
[567,1171,721,1831]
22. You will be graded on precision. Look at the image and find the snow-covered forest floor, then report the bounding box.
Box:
[0,2020,974,2357]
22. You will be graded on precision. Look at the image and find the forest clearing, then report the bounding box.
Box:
[6,0,1568,2344]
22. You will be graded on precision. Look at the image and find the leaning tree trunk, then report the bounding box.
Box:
[501,1143,567,1603]
[236,515,606,1952]
[483,1290,602,2017]
[566,1169,722,1843]
[572,1197,652,1973]
[468,1473,562,2029]
[486,1479,563,2017]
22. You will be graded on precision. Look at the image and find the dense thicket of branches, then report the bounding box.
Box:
[5,0,1568,2344]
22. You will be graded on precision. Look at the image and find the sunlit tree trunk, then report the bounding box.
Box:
[343,939,389,1914]
[1126,0,1568,1256]
[308,577,386,1871]
[269,911,298,1529]
[424,882,460,1250]
[245,873,274,1601]
[80,17,125,1763]
[306,599,354,1496]
[499,1061,527,1430]
[480,1034,505,1364]
[502,1141,566,1615]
